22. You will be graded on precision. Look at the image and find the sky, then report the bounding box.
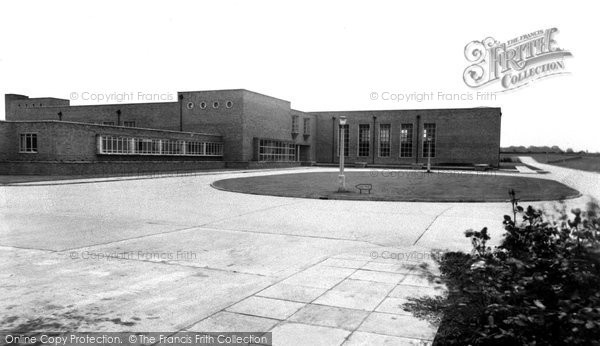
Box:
[1,0,597,152]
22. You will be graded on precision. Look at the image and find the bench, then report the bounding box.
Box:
[355,183,373,194]
[474,164,491,171]
[411,163,424,170]
[355,162,368,168]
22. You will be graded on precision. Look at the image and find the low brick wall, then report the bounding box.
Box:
[226,161,301,169]
[0,160,226,175]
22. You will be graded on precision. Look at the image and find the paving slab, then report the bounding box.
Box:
[358,312,437,340]
[226,297,305,320]
[313,279,395,311]
[186,311,279,332]
[270,322,351,346]
[288,304,369,330]
[256,283,328,303]
[280,266,355,289]
[320,258,368,269]
[375,297,414,315]
[343,331,432,345]
[349,269,406,284]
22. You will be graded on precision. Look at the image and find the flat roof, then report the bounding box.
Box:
[307,106,501,113]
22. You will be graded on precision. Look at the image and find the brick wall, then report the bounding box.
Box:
[7,98,180,131]
[240,91,294,161]
[291,109,317,161]
[2,121,222,162]
[179,90,245,161]
[0,160,226,175]
[312,108,502,166]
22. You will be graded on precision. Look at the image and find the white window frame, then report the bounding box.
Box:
[357,124,370,157]
[378,124,391,157]
[19,133,38,153]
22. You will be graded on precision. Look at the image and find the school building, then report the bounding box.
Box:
[0,89,501,175]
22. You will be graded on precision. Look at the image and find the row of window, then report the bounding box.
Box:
[257,139,297,162]
[291,115,311,135]
[17,103,44,108]
[102,121,136,127]
[338,123,436,158]
[99,136,223,156]
[186,100,233,110]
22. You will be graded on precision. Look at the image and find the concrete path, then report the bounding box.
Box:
[0,163,596,345]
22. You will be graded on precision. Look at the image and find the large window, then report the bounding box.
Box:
[303,118,311,135]
[98,135,223,156]
[292,115,299,133]
[162,140,183,155]
[19,133,38,153]
[123,121,135,127]
[423,123,436,158]
[358,124,370,157]
[379,124,391,157]
[337,124,349,157]
[258,139,296,162]
[400,124,413,157]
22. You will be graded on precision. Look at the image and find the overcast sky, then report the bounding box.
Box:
[1,0,597,152]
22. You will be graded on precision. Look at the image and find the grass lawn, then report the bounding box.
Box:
[212,171,580,202]
[501,153,600,173]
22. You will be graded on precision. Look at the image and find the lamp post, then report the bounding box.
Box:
[338,116,347,192]
[427,138,432,173]
[178,94,184,132]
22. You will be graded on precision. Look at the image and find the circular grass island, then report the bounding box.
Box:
[211,171,580,202]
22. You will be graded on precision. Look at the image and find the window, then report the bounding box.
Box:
[98,136,223,157]
[379,124,391,157]
[358,124,370,157]
[200,102,207,109]
[123,121,135,127]
[303,118,311,135]
[423,123,436,158]
[162,140,183,155]
[213,101,219,108]
[258,139,296,162]
[205,142,223,156]
[102,121,115,126]
[337,124,349,157]
[186,102,194,109]
[291,115,299,133]
[226,101,233,108]
[400,124,413,157]
[19,133,37,153]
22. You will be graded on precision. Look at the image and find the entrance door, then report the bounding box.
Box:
[299,145,311,162]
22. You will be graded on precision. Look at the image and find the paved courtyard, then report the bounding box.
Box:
[0,159,597,345]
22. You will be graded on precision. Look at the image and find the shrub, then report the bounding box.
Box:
[405,198,600,345]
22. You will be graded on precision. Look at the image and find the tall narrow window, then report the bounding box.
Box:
[400,124,413,157]
[379,124,391,157]
[423,123,436,158]
[358,124,370,157]
[303,118,311,135]
[337,124,349,157]
[291,115,299,133]
[19,133,38,153]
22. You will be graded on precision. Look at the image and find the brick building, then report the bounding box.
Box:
[0,89,501,175]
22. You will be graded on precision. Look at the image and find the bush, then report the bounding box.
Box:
[405,198,600,345]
